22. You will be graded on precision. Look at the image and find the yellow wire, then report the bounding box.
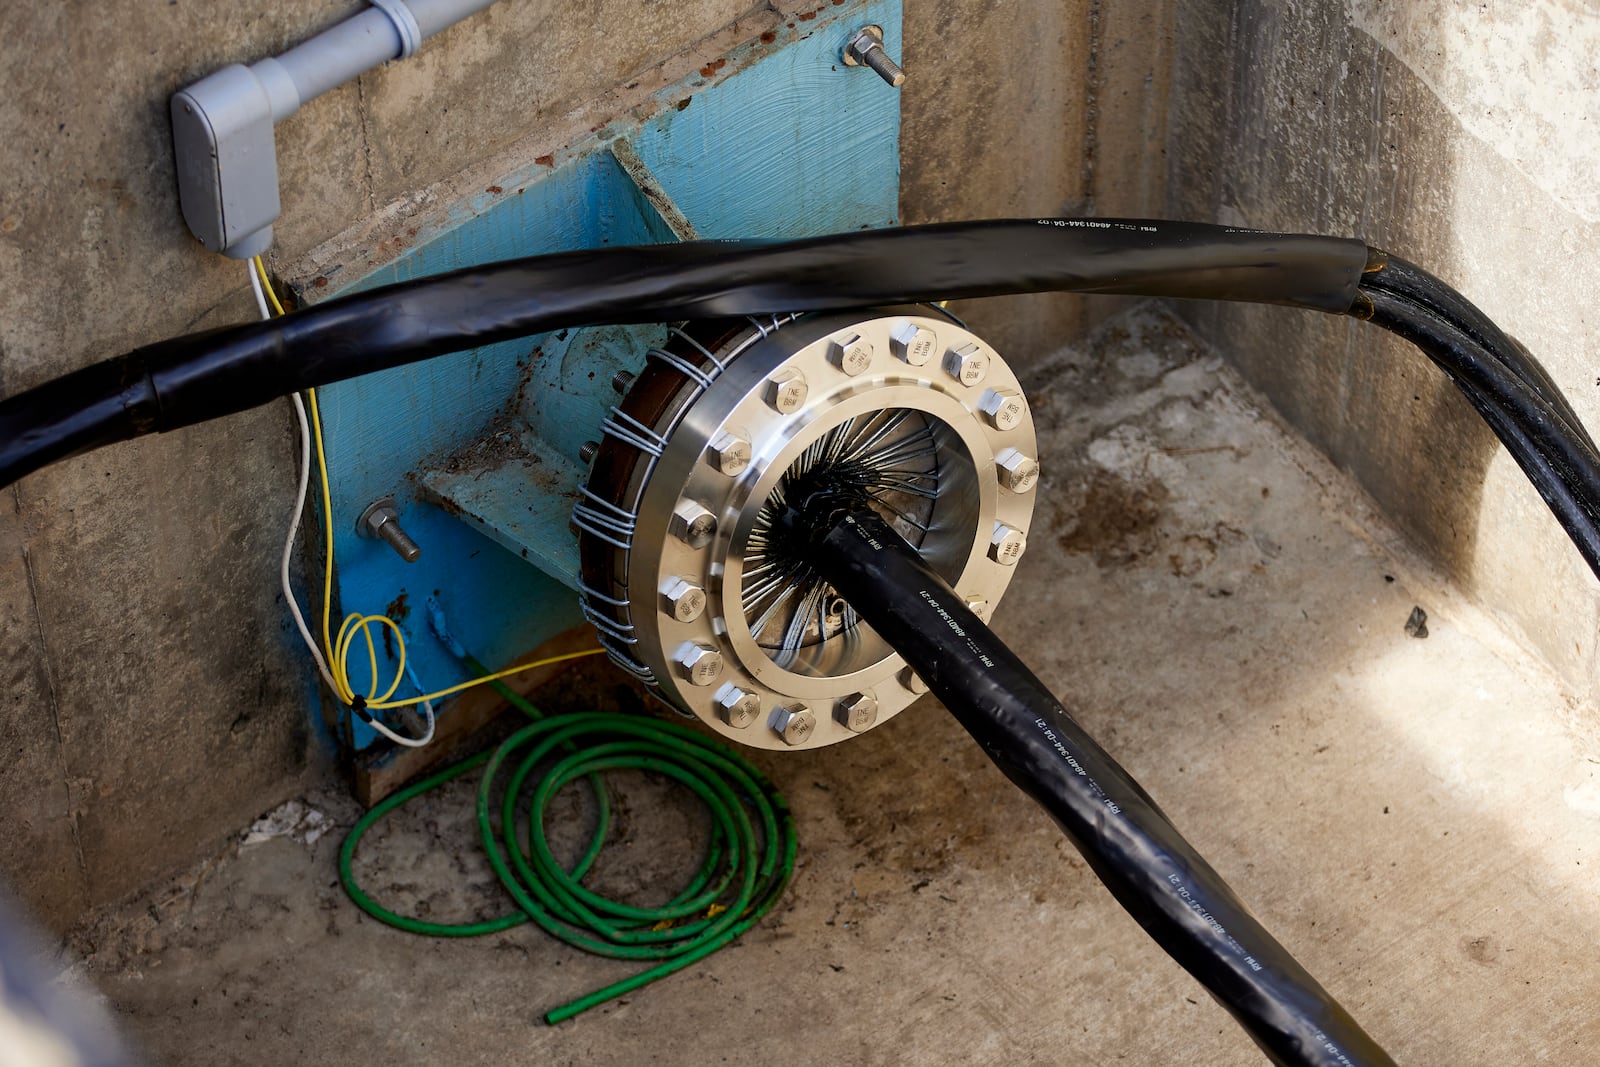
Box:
[257,254,605,715]
[252,255,286,316]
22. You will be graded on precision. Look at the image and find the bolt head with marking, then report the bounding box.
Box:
[978,387,1026,431]
[837,691,879,732]
[764,368,809,414]
[889,321,937,366]
[674,642,724,687]
[988,522,1027,566]
[964,592,991,621]
[828,333,874,376]
[660,577,708,623]
[899,666,929,694]
[708,431,752,476]
[769,704,816,746]
[944,342,989,386]
[669,500,717,548]
[714,683,761,728]
[995,447,1040,493]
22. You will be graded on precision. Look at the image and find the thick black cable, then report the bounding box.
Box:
[1362,253,1596,455]
[1361,288,1600,579]
[788,506,1395,1067]
[0,219,1370,489]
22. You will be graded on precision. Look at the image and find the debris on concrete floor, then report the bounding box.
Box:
[60,304,1600,1064]
[1405,605,1430,639]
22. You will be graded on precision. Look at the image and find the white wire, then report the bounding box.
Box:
[253,261,435,748]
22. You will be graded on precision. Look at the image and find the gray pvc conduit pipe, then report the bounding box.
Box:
[171,0,499,258]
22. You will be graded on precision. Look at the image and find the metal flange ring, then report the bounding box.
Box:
[576,307,1039,750]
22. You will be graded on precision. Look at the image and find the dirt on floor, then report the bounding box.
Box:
[53,305,1600,1065]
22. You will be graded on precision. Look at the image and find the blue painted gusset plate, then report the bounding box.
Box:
[301,0,902,750]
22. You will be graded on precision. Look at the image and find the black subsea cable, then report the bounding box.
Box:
[1361,252,1596,454]
[1361,288,1600,574]
[0,219,1370,489]
[787,505,1396,1067]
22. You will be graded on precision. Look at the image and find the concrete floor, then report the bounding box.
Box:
[60,305,1600,1064]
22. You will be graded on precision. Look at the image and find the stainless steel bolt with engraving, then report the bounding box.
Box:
[842,25,906,87]
[356,495,422,563]
[995,447,1040,493]
[669,500,718,548]
[674,642,724,687]
[660,576,708,623]
[770,704,816,746]
[836,691,879,732]
[715,683,761,728]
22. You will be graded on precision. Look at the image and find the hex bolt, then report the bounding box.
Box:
[714,683,761,729]
[769,704,816,746]
[995,447,1040,493]
[673,642,724,687]
[963,592,990,621]
[943,342,989,387]
[899,666,929,694]
[889,321,937,366]
[660,576,708,623]
[764,368,809,414]
[579,440,600,463]
[828,333,874,376]
[707,430,753,477]
[356,495,422,563]
[978,387,1026,431]
[842,25,906,87]
[669,499,718,549]
[612,370,636,394]
[836,691,879,733]
[988,521,1027,566]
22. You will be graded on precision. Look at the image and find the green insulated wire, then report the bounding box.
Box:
[338,655,797,1024]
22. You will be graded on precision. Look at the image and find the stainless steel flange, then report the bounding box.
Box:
[575,308,1038,750]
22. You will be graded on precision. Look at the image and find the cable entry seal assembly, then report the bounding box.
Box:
[5,217,1598,1065]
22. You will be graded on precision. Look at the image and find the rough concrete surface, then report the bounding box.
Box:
[63,307,1600,1064]
[1168,0,1600,695]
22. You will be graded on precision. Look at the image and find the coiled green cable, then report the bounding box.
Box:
[338,667,796,1024]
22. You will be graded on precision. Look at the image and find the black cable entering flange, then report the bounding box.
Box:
[787,503,1396,1067]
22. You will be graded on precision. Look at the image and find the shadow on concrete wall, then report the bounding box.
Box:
[1165,1,1503,591]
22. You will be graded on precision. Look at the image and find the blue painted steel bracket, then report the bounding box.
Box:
[299,0,902,749]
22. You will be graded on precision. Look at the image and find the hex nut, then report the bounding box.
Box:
[836,691,879,732]
[669,500,717,549]
[889,321,937,366]
[714,683,761,729]
[988,521,1027,566]
[943,342,989,386]
[769,704,816,746]
[995,447,1040,493]
[828,333,874,376]
[660,577,708,623]
[708,430,752,476]
[963,592,990,621]
[674,642,724,687]
[978,387,1026,431]
[899,666,929,694]
[764,368,809,414]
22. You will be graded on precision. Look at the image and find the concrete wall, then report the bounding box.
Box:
[0,1,1174,932]
[1168,0,1600,692]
